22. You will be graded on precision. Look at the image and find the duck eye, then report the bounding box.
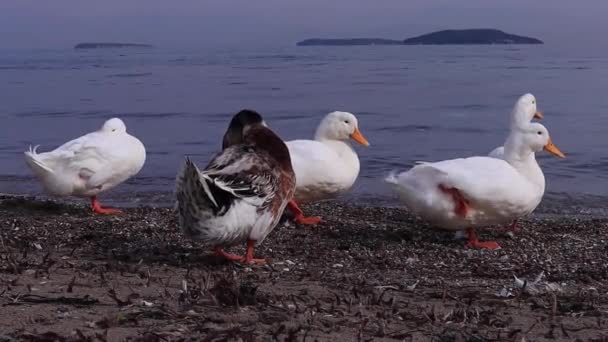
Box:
[344,120,350,124]
[537,131,542,135]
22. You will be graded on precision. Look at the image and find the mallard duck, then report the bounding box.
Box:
[24,118,146,214]
[386,122,565,250]
[285,111,369,224]
[175,109,296,263]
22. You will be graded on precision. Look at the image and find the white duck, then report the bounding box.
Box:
[285,111,369,224]
[386,122,565,250]
[24,118,146,214]
[488,93,543,233]
[176,110,296,264]
[488,93,544,159]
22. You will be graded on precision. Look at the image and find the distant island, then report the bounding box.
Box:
[297,38,402,46]
[74,43,154,49]
[297,29,543,46]
[402,29,543,45]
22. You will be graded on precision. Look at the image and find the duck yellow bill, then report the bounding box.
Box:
[350,127,370,146]
[534,111,544,119]
[543,138,565,158]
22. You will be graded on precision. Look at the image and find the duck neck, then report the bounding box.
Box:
[316,136,360,170]
[246,126,293,171]
[503,137,545,192]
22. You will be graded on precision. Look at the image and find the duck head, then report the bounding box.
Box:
[314,111,369,146]
[511,93,543,129]
[222,109,266,149]
[101,118,127,134]
[519,122,565,158]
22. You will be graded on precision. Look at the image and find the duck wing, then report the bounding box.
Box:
[287,140,338,188]
[177,145,280,218]
[416,157,526,204]
[176,144,292,245]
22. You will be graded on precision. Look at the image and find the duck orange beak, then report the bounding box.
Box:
[350,127,369,146]
[534,111,544,119]
[543,138,565,158]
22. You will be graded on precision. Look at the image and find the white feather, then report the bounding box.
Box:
[286,111,366,202]
[24,118,146,197]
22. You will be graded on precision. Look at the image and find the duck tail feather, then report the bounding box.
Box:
[176,157,235,218]
[24,145,53,174]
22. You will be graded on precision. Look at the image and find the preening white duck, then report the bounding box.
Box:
[488,93,544,159]
[386,122,565,250]
[285,111,369,224]
[175,110,296,264]
[24,118,146,214]
[488,93,543,233]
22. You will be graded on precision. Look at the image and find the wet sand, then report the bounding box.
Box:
[0,195,607,341]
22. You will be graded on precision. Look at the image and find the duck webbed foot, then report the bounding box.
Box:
[213,240,265,264]
[91,196,123,214]
[465,227,501,250]
[287,200,322,225]
[214,246,246,261]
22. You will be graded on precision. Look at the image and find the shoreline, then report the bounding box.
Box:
[3,190,608,218]
[0,195,607,340]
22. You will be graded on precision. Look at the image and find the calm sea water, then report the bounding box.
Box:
[1,45,607,214]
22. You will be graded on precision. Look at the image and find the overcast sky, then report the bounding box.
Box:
[1,0,606,49]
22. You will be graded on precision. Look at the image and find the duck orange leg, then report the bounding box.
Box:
[243,240,265,264]
[91,196,122,214]
[287,200,322,225]
[438,185,500,250]
[213,240,265,264]
[213,246,245,261]
[466,227,501,250]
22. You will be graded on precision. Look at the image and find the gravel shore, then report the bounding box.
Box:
[0,195,607,341]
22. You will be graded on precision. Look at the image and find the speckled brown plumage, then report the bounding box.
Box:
[175,110,295,262]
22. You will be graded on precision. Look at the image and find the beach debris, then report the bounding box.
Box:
[514,271,562,294]
[2,293,98,306]
[496,271,562,297]
[140,300,154,307]
[495,287,514,298]
[405,280,419,291]
[405,257,418,265]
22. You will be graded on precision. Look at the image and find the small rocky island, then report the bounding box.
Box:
[403,29,542,45]
[297,38,402,46]
[74,43,153,49]
[297,29,542,46]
